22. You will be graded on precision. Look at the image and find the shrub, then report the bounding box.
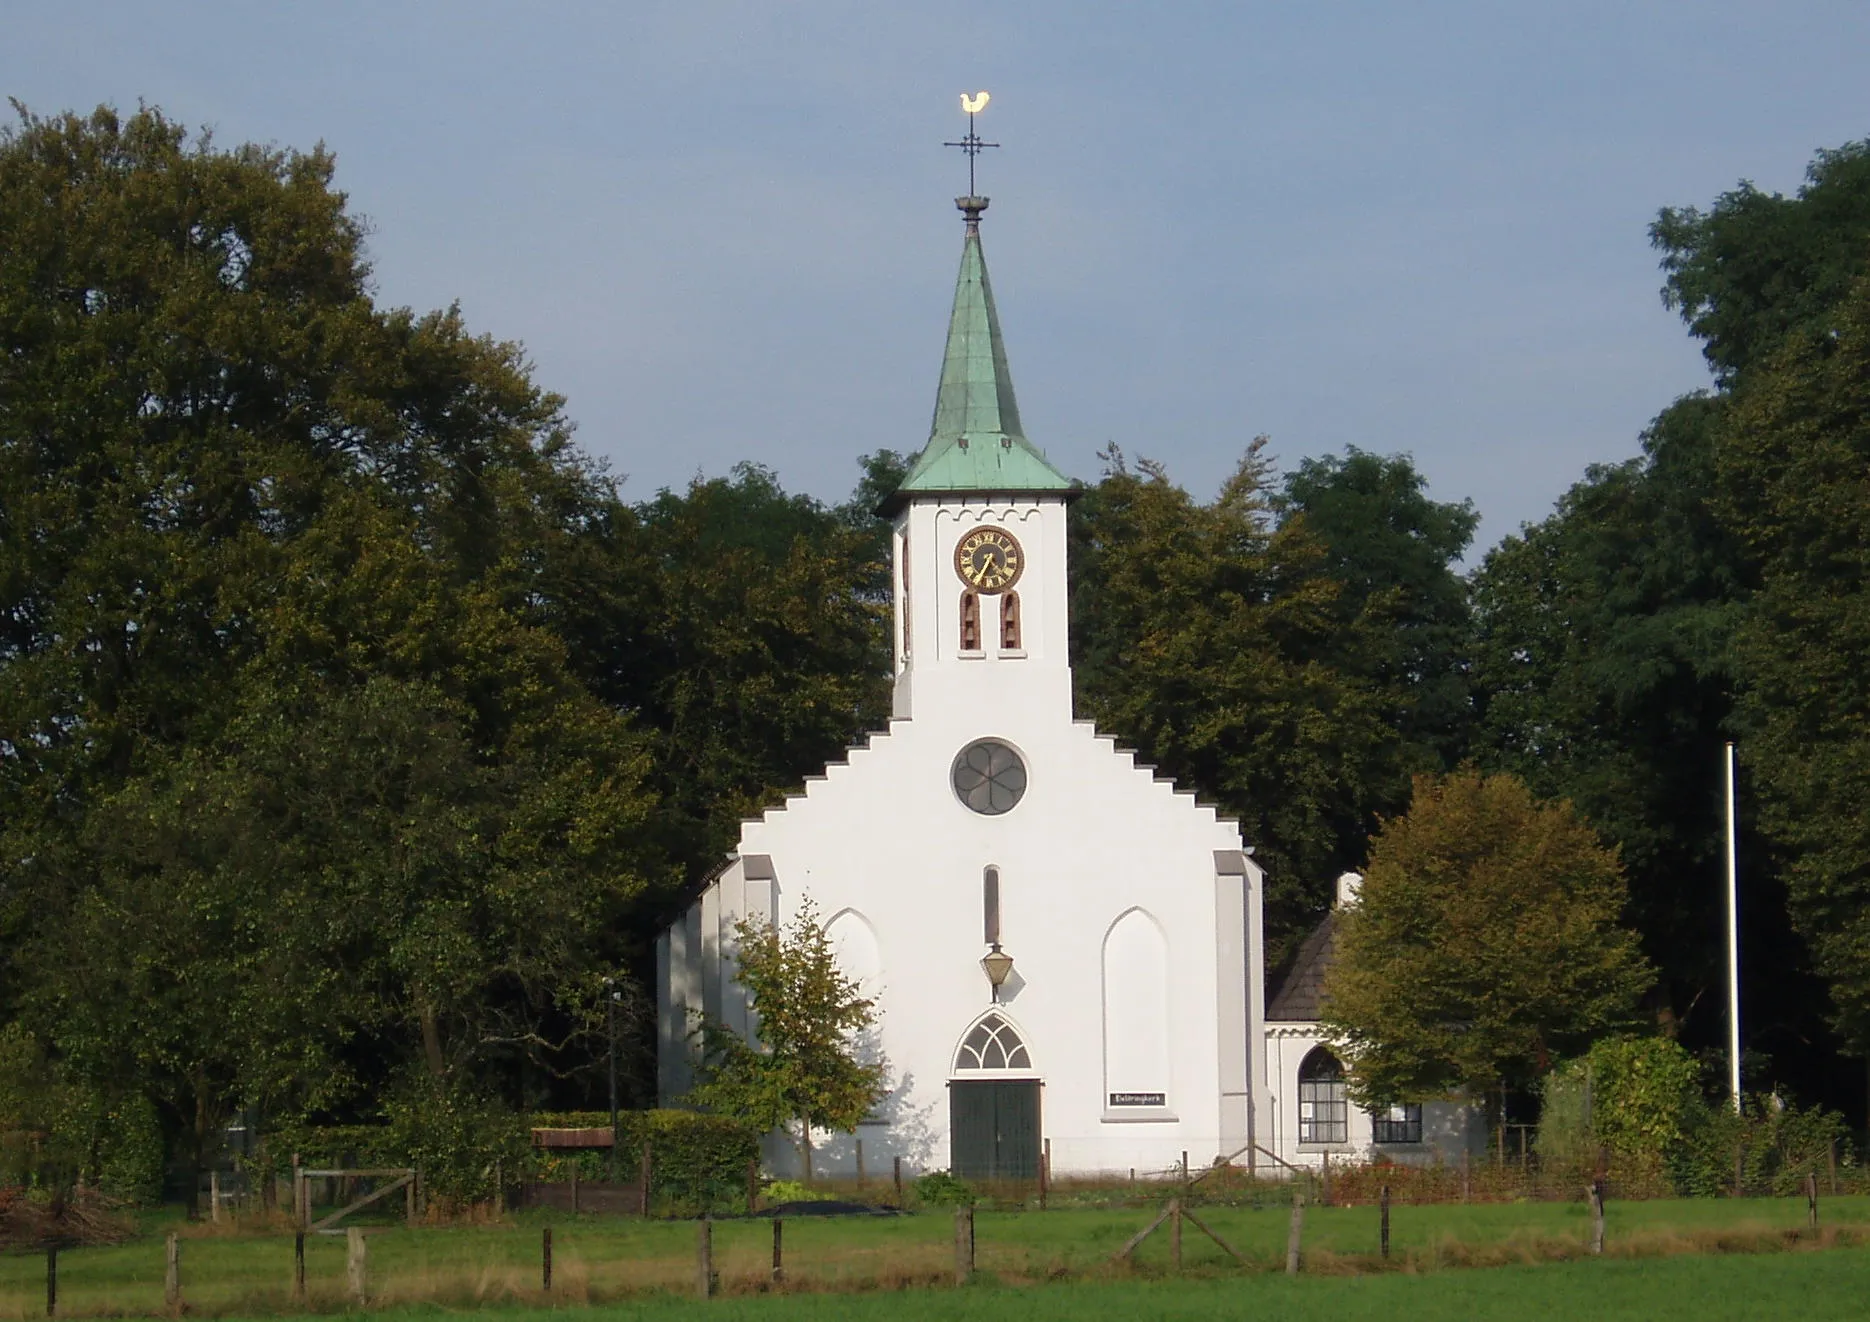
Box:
[1540,1036,1699,1187]
[381,1078,529,1205]
[760,1179,834,1205]
[913,1169,975,1206]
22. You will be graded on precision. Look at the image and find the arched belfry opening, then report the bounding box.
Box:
[948,1011,1041,1180]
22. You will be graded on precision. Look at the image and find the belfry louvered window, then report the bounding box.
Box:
[1000,591,1021,650]
[960,590,981,651]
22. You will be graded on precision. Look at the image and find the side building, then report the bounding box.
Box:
[1262,872,1484,1169]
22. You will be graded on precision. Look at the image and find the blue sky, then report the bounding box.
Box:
[10,2,1869,554]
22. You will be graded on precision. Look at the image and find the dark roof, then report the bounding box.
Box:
[1265,911,1338,1022]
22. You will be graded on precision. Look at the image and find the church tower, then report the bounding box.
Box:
[881,195,1077,726]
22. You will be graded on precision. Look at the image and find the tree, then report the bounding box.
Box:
[1467,398,1760,1039]
[1713,265,1870,1061]
[687,899,885,1176]
[1322,769,1652,1114]
[537,462,893,886]
[0,103,663,1185]
[1278,447,1478,768]
[1653,141,1870,383]
[1070,441,1409,950]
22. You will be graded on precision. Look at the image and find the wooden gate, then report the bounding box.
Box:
[949,1080,1041,1180]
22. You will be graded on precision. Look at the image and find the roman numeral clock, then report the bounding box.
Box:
[954,527,1024,593]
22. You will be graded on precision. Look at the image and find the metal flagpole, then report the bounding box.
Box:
[1724,741,1742,1112]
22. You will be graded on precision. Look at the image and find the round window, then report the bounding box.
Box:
[952,740,1028,816]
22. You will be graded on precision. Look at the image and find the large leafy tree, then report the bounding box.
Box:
[1070,441,1402,948]
[540,462,894,885]
[1714,266,1870,1059]
[0,104,661,1179]
[1278,447,1478,769]
[1469,396,1749,1037]
[1469,139,1870,1111]
[1322,769,1652,1112]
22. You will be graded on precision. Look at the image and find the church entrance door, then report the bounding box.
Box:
[949,1079,1041,1180]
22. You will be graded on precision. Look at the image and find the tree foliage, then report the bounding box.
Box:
[0,104,662,1185]
[687,900,886,1163]
[1071,441,1463,947]
[1713,265,1870,1056]
[1279,447,1478,768]
[1323,769,1652,1108]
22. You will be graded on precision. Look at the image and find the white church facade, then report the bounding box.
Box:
[657,191,1477,1179]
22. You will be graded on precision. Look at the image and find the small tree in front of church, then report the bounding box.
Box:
[687,899,886,1178]
[1322,769,1653,1127]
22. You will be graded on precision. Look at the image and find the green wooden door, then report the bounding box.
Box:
[949,1080,1041,1179]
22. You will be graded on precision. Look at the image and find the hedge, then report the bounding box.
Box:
[270,1109,759,1215]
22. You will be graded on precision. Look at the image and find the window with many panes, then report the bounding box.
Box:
[1297,1047,1348,1145]
[1372,1103,1423,1144]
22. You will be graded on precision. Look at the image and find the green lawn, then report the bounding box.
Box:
[2,1195,1863,1318]
[412,1250,1870,1322]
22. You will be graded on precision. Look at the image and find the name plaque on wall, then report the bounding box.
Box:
[1108,1092,1167,1107]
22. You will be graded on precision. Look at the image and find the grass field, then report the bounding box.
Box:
[365,1249,1870,1322]
[2,1194,1864,1318]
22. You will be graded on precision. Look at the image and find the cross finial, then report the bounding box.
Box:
[944,91,998,233]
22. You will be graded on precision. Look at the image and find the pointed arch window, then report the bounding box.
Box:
[960,590,981,652]
[954,1013,1031,1072]
[1000,591,1021,651]
[1298,1047,1348,1145]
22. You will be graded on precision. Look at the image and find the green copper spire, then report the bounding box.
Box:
[887,196,1074,510]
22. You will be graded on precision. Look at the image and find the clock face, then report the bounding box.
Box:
[953,527,1024,593]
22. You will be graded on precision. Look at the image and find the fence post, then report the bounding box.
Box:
[293,1233,306,1303]
[346,1228,367,1306]
[542,1226,553,1293]
[640,1144,653,1218]
[1588,1181,1605,1255]
[45,1245,56,1318]
[696,1216,715,1299]
[747,1157,760,1213]
[1379,1184,1390,1260]
[1040,1138,1050,1211]
[772,1217,784,1284]
[165,1232,181,1310]
[571,1166,580,1216]
[1285,1189,1304,1274]
[1321,1152,1331,1206]
[210,1170,221,1224]
[954,1205,974,1285]
[856,1138,865,1185]
[406,1169,417,1227]
[1808,1170,1819,1229]
[1733,1142,1744,1198]
[1829,1139,1840,1196]
[493,1158,503,1216]
[1170,1199,1183,1271]
[1460,1150,1471,1203]
[894,1156,903,1206]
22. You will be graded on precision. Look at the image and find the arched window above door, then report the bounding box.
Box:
[954,1013,1031,1072]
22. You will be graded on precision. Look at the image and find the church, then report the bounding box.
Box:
[657,188,1478,1179]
